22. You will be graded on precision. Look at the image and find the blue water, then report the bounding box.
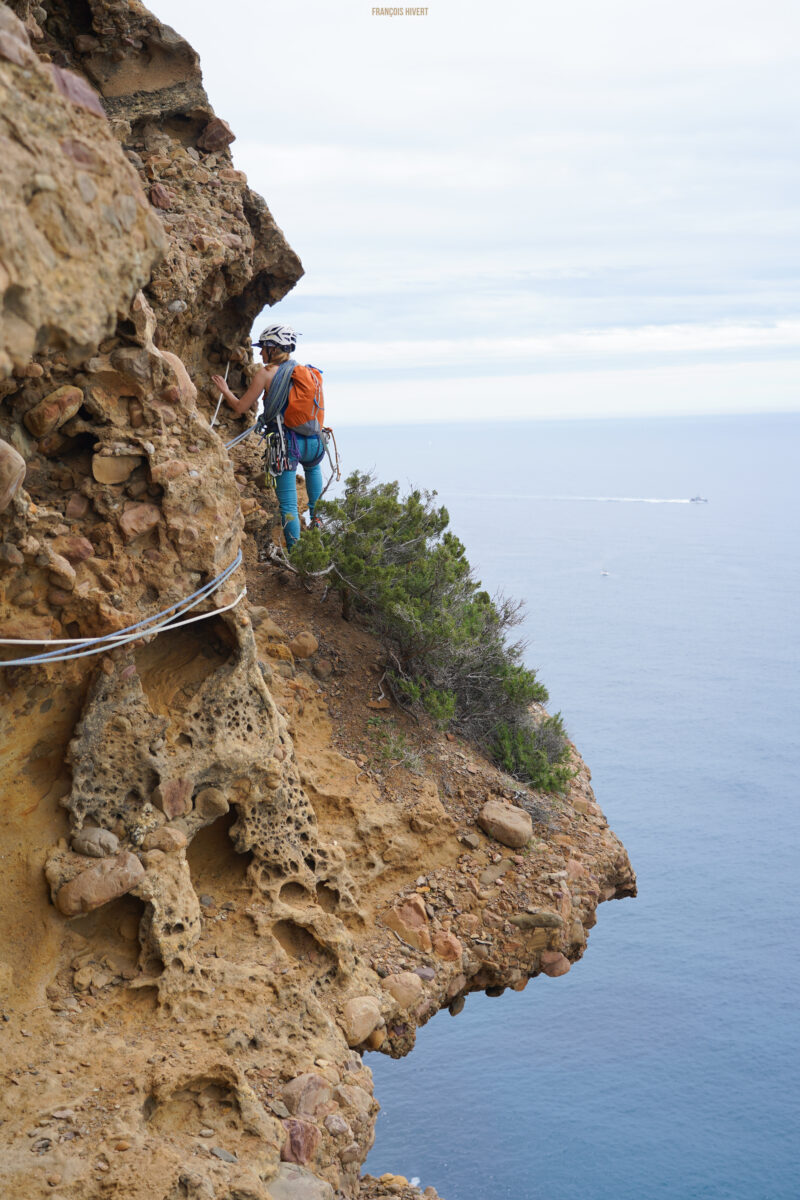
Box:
[335,414,800,1200]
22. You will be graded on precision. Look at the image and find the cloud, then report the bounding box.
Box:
[303,321,800,374]
[152,0,800,419]
[327,359,800,425]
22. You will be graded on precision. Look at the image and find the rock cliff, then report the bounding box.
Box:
[0,5,636,1199]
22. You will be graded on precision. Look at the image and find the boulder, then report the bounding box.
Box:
[289,631,318,659]
[23,386,82,437]
[478,799,533,849]
[197,117,235,151]
[282,1073,332,1118]
[269,1163,334,1200]
[0,440,26,513]
[540,950,571,977]
[55,851,145,917]
[381,970,423,1009]
[341,996,383,1047]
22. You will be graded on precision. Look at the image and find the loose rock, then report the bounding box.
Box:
[289,631,318,659]
[478,799,533,849]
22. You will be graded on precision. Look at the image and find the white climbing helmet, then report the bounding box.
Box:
[254,323,298,351]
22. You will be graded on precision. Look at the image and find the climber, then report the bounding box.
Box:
[211,324,326,549]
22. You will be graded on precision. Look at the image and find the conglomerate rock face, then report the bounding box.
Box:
[0,5,636,1200]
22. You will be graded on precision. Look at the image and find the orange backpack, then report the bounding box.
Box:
[282,364,324,436]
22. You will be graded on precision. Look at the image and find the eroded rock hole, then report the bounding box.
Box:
[272,920,332,966]
[315,883,340,913]
[135,620,233,711]
[186,808,250,899]
[279,882,313,908]
[70,892,146,975]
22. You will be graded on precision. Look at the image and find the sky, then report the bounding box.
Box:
[151,0,800,423]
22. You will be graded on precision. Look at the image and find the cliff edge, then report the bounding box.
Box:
[0,5,636,1199]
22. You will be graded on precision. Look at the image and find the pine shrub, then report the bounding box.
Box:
[291,470,571,792]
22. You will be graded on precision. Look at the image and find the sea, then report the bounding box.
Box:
[332,413,800,1200]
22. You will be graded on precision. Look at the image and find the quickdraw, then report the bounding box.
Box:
[262,416,291,488]
[318,427,342,500]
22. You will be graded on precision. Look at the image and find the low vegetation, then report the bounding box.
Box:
[291,470,572,792]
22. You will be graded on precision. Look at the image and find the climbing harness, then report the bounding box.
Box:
[0,551,245,668]
[209,359,231,429]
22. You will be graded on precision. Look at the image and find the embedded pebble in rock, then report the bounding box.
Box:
[323,1113,350,1137]
[478,798,533,849]
[431,930,463,962]
[289,631,318,659]
[149,182,172,210]
[0,440,26,513]
[0,542,24,567]
[141,827,187,852]
[53,851,145,916]
[414,966,436,981]
[269,1162,335,1200]
[381,970,423,1008]
[153,777,193,819]
[509,910,564,930]
[210,1146,237,1163]
[341,996,383,1047]
[197,116,235,151]
[118,502,161,542]
[65,493,90,519]
[282,1072,332,1117]
[280,1118,320,1165]
[23,387,83,438]
[194,787,229,820]
[71,826,120,858]
[52,535,94,563]
[383,894,432,952]
[92,454,142,484]
[50,65,106,118]
[540,950,572,977]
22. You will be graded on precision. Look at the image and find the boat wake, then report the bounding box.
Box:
[443,493,698,504]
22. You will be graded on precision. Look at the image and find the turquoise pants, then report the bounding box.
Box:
[275,433,324,548]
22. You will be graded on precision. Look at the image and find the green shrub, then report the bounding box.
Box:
[492,714,574,792]
[291,470,571,792]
